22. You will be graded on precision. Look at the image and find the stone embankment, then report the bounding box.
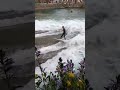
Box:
[35,2,85,10]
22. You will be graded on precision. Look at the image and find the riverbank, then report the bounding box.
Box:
[35,3,85,10]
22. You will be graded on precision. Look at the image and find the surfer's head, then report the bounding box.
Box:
[62,26,64,28]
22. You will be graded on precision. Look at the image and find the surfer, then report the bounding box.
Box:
[61,26,66,39]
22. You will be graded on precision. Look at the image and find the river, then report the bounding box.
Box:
[35,8,85,74]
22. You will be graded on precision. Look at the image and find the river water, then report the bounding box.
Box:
[35,8,85,74]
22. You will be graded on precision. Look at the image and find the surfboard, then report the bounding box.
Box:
[54,38,65,42]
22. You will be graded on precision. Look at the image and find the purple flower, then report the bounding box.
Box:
[35,51,41,57]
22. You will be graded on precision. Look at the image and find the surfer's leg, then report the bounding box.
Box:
[64,34,66,40]
[61,33,64,38]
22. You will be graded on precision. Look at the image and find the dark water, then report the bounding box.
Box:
[35,8,85,20]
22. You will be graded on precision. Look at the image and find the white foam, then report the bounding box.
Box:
[35,18,85,75]
[36,46,85,75]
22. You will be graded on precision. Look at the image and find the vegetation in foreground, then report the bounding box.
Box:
[104,74,120,90]
[35,48,120,90]
[35,49,92,90]
[0,49,23,90]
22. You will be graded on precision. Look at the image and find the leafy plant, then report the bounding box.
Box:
[0,49,14,90]
[35,47,92,90]
[0,49,23,90]
[104,74,120,90]
[35,56,88,90]
[85,79,93,90]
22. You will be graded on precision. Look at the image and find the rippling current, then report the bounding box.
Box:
[35,8,85,74]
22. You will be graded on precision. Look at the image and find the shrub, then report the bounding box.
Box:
[35,57,87,90]
[104,74,120,90]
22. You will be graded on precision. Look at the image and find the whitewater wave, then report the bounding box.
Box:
[35,18,85,74]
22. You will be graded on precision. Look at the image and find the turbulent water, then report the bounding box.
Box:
[35,9,85,74]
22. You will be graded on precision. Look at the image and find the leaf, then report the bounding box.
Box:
[5,58,14,62]
[46,75,50,81]
[5,60,14,66]
[5,66,13,72]
[44,72,46,77]
[36,80,41,88]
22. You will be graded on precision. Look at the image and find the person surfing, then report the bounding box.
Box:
[60,26,67,40]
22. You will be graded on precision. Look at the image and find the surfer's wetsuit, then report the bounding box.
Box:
[61,26,66,39]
